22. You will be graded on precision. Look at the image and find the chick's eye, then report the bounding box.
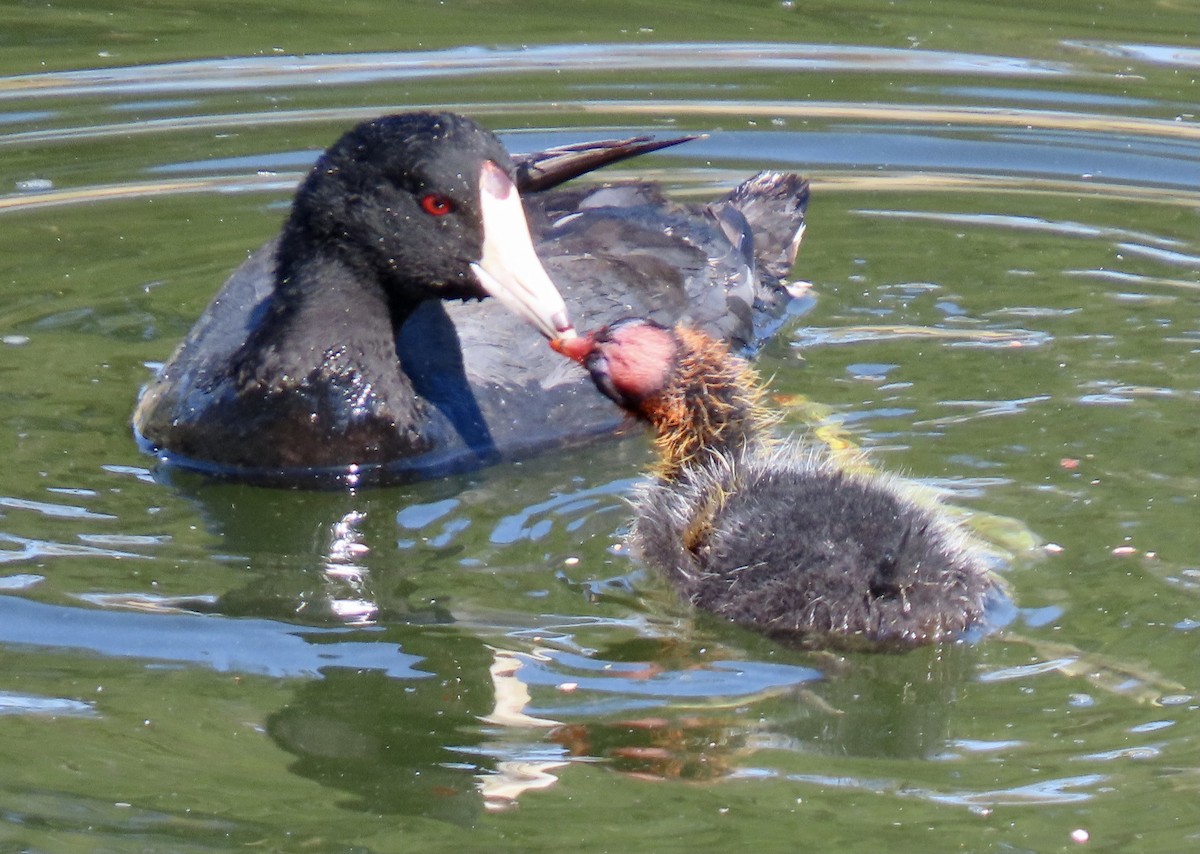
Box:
[586,354,627,406]
[419,193,455,216]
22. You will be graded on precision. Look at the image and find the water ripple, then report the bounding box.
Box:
[1067,41,1200,70]
[0,44,1072,101]
[916,395,1053,428]
[761,770,1107,807]
[855,209,1190,249]
[1070,269,1200,293]
[792,325,1050,350]
[1074,744,1163,762]
[1115,242,1200,268]
[0,494,116,520]
[0,532,145,564]
[514,647,820,715]
[918,773,1106,807]
[490,479,636,545]
[979,657,1078,682]
[0,595,426,679]
[0,690,98,718]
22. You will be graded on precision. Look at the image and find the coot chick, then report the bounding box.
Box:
[134,112,809,485]
[553,319,1000,648]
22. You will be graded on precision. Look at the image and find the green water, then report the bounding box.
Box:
[2,1,1200,851]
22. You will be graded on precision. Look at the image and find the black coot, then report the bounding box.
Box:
[134,112,808,485]
[553,319,1001,648]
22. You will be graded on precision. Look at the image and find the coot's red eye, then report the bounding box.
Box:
[419,193,455,216]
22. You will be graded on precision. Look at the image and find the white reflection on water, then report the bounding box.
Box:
[0,494,116,520]
[0,690,98,718]
[855,209,1191,249]
[792,324,1050,349]
[1066,40,1200,69]
[731,769,1110,807]
[0,532,145,564]
[0,43,1071,101]
[0,595,425,679]
[490,478,636,545]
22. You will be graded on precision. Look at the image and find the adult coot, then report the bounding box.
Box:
[134,112,809,485]
[553,319,1001,648]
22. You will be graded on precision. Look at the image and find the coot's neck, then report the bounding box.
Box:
[237,246,416,397]
[641,327,772,481]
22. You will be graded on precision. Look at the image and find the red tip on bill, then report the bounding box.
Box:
[549,334,595,363]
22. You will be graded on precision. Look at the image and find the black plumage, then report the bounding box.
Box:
[134,112,808,485]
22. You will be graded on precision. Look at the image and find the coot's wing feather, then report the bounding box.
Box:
[419,173,808,462]
[513,134,699,194]
[133,240,279,450]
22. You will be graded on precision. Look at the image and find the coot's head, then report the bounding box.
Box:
[280,111,572,338]
[551,318,679,416]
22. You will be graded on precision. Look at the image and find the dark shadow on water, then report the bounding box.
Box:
[802,643,980,759]
[265,628,497,826]
[548,631,982,782]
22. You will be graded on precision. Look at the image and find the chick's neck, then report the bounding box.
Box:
[639,326,772,481]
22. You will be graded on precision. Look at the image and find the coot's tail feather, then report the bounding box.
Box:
[721,172,810,281]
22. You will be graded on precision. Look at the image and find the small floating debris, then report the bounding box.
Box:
[16,178,53,192]
[1071,828,1090,844]
[1112,546,1138,556]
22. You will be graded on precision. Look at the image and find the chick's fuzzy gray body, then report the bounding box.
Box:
[630,443,997,648]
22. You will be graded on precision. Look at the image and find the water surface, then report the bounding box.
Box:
[2,2,1200,851]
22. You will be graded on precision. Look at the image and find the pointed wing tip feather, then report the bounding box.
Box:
[514,133,701,194]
